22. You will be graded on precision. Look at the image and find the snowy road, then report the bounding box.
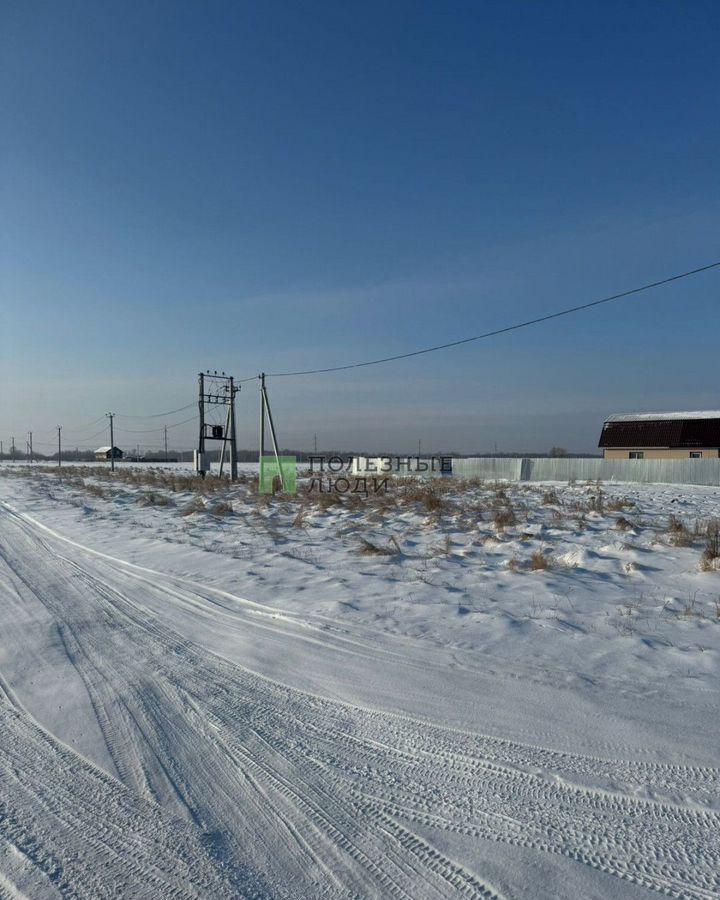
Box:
[0,499,719,899]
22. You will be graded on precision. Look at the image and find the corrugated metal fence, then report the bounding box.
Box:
[452,457,720,486]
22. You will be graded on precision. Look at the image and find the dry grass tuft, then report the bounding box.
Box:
[316,492,342,510]
[606,496,633,512]
[421,490,449,514]
[137,491,173,507]
[700,520,720,571]
[493,507,516,530]
[542,490,559,505]
[210,501,233,517]
[180,496,205,516]
[667,515,693,547]
[396,479,452,515]
[529,550,552,570]
[615,516,635,532]
[358,536,402,556]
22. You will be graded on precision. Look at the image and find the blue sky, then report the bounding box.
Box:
[2,0,719,454]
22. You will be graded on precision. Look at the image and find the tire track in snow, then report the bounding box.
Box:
[0,697,252,899]
[1,502,719,898]
[5,500,715,769]
[7,499,712,761]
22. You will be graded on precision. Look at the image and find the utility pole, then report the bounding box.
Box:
[197,371,239,480]
[313,433,317,454]
[418,438,422,458]
[229,375,238,481]
[11,437,15,462]
[28,431,33,463]
[259,373,266,468]
[259,373,284,490]
[57,426,62,467]
[218,406,230,476]
[107,413,115,472]
[0,440,3,458]
[198,372,205,477]
[164,426,168,463]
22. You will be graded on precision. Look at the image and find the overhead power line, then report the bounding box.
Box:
[7,260,718,441]
[64,424,111,444]
[35,415,108,439]
[70,414,109,429]
[115,413,197,435]
[253,260,720,379]
[115,402,196,419]
[114,424,170,434]
[166,414,197,430]
[22,410,196,442]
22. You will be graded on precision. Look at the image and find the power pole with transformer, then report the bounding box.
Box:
[196,371,239,480]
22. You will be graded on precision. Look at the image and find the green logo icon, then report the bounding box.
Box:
[259,455,297,494]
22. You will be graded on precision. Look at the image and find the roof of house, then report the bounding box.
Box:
[605,410,720,422]
[599,412,720,449]
[95,446,111,453]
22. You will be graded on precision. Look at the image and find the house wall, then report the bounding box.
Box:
[603,448,720,460]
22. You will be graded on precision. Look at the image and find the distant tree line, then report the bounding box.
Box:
[0,446,602,463]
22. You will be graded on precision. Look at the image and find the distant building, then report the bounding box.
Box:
[95,446,124,461]
[599,412,720,460]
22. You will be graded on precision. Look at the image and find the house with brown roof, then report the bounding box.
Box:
[599,411,720,459]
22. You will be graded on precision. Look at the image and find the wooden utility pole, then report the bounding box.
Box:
[164,426,168,463]
[28,431,33,463]
[107,413,115,472]
[57,426,62,467]
[11,437,15,461]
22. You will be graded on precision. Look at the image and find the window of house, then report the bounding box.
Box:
[629,451,644,459]
[689,451,702,458]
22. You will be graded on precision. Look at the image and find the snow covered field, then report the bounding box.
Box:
[0,463,718,899]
